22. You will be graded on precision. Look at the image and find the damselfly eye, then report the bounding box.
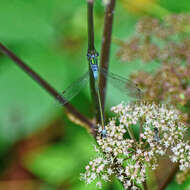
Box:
[87,53,91,59]
[95,52,99,57]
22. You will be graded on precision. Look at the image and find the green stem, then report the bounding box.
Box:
[127,126,136,142]
[96,83,105,128]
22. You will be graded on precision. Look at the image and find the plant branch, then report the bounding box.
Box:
[159,163,179,190]
[0,42,96,137]
[139,118,143,143]
[87,1,95,51]
[143,180,148,190]
[99,0,116,113]
[87,1,102,126]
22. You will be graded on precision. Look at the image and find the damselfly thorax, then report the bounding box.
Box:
[87,51,99,80]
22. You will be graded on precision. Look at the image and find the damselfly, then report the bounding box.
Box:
[61,55,142,104]
[61,52,142,136]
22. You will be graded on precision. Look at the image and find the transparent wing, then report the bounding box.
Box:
[100,68,142,99]
[61,71,89,105]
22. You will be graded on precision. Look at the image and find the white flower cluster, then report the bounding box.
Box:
[102,0,110,6]
[81,102,190,189]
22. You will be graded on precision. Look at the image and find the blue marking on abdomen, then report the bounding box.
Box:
[90,64,99,80]
[93,71,98,80]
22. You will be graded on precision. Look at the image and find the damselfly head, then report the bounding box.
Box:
[95,52,99,57]
[87,51,99,60]
[87,52,91,60]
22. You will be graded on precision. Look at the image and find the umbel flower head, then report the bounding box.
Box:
[81,101,190,189]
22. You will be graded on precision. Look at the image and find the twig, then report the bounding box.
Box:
[143,180,148,190]
[159,163,179,190]
[87,1,95,51]
[87,1,101,126]
[0,42,96,137]
[139,118,143,143]
[99,0,116,113]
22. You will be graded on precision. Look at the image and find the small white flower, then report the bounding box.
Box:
[131,185,138,190]
[91,172,97,180]
[118,174,124,181]
[102,174,109,181]
[96,181,102,189]
[117,158,124,164]
[164,141,169,148]
[107,168,113,175]
[126,180,131,187]
[171,156,178,162]
[137,149,142,154]
[94,145,100,153]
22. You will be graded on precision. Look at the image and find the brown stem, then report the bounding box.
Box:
[0,42,96,137]
[158,163,179,190]
[139,119,143,143]
[143,180,148,190]
[99,0,116,113]
[87,1,95,51]
[87,1,101,128]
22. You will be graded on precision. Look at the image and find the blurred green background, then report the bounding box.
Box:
[0,0,190,189]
